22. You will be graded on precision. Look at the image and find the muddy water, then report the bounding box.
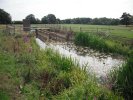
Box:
[36,38,124,80]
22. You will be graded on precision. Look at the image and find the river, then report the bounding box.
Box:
[36,38,124,82]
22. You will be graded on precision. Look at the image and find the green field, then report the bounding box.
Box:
[31,24,133,39]
[1,24,133,39]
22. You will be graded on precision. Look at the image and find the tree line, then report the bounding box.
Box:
[0,8,133,26]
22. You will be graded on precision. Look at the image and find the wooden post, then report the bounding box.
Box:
[97,27,98,34]
[35,29,38,38]
[80,27,82,32]
[14,25,15,35]
[70,26,71,32]
[108,26,110,33]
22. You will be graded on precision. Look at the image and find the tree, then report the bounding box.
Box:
[36,18,41,24]
[41,14,57,24]
[110,19,120,25]
[13,21,23,24]
[25,14,36,24]
[41,16,48,24]
[56,18,61,24]
[47,14,56,24]
[120,12,132,26]
[0,8,12,24]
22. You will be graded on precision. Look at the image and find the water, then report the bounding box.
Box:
[36,38,124,79]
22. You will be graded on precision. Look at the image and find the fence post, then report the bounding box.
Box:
[108,26,110,33]
[14,25,15,35]
[35,29,38,38]
[80,27,82,32]
[70,26,71,32]
[97,27,98,34]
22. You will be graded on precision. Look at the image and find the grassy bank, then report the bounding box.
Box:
[74,32,132,56]
[110,56,133,99]
[0,33,122,99]
[74,32,133,99]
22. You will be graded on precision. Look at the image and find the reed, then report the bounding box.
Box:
[110,56,133,99]
[74,32,131,56]
[0,33,123,99]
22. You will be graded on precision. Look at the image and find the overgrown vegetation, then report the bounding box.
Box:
[0,32,123,99]
[110,56,133,99]
[74,32,133,99]
[74,32,132,56]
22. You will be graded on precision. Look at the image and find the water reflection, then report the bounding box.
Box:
[36,38,124,79]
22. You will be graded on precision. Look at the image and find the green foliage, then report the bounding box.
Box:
[55,81,122,100]
[0,90,10,100]
[44,49,74,72]
[0,34,122,99]
[0,9,12,24]
[61,17,120,25]
[41,14,57,24]
[121,12,132,26]
[25,14,37,24]
[74,32,131,56]
[111,57,133,99]
[74,32,107,52]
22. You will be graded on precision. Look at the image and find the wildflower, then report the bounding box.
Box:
[23,34,29,43]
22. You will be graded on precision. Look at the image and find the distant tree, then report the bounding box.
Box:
[25,14,36,24]
[0,8,12,24]
[47,14,56,24]
[80,18,92,24]
[92,18,101,25]
[61,17,120,25]
[131,16,133,25]
[41,14,57,24]
[65,19,71,24]
[110,19,120,25]
[120,12,132,26]
[13,21,22,24]
[36,18,41,24]
[56,18,61,24]
[41,16,48,24]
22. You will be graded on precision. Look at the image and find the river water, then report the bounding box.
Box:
[36,38,124,81]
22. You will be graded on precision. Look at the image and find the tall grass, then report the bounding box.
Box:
[110,56,133,99]
[37,48,122,99]
[74,32,132,56]
[0,33,123,99]
[0,90,10,100]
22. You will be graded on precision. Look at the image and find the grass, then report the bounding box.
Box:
[74,32,132,56]
[0,32,123,99]
[60,24,133,39]
[31,24,133,39]
[110,56,133,99]
[1,24,133,39]
[0,90,10,100]
[73,32,133,99]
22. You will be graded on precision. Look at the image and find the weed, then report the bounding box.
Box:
[74,32,131,56]
[110,56,133,99]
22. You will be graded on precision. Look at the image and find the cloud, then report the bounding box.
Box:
[0,0,132,20]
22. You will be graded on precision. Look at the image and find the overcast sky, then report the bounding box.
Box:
[0,0,133,20]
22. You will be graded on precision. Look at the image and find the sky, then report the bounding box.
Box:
[0,0,133,21]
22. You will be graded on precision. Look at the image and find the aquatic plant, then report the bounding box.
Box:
[74,32,131,56]
[110,56,133,99]
[0,33,123,99]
